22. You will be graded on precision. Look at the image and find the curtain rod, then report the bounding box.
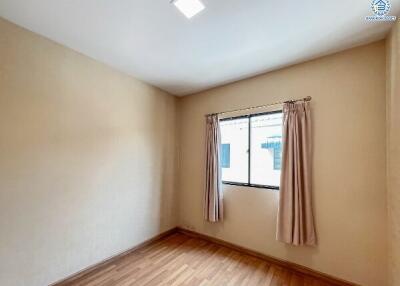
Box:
[205,96,312,117]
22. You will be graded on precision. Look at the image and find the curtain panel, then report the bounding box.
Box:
[277,101,317,246]
[204,114,223,222]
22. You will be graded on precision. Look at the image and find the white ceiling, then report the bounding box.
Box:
[0,0,399,96]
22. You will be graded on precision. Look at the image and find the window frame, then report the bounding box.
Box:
[219,110,283,191]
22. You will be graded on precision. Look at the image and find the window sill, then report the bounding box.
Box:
[222,181,279,191]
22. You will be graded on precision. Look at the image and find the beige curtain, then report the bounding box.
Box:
[277,101,316,246]
[204,114,223,222]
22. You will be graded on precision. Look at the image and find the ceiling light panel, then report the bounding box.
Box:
[173,0,205,19]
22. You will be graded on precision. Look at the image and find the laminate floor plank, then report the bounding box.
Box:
[58,233,343,286]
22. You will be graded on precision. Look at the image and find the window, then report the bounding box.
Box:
[220,111,283,189]
[221,144,231,168]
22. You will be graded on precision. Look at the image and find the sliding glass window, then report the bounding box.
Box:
[220,111,283,189]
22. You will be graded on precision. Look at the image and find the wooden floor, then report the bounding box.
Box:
[59,233,339,286]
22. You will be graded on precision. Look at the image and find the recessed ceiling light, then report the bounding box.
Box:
[172,0,205,19]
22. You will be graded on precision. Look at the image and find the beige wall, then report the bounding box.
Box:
[387,21,400,286]
[0,18,178,286]
[178,41,388,286]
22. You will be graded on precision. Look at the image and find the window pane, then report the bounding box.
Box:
[250,112,282,187]
[220,117,249,183]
